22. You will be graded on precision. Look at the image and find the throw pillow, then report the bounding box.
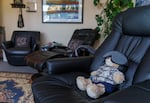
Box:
[15,36,31,48]
[68,39,83,51]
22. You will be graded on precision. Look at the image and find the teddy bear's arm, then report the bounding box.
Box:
[113,72,125,84]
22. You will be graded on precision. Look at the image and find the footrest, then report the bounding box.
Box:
[25,51,65,71]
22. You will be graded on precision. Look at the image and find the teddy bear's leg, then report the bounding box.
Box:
[76,76,91,91]
[86,84,105,99]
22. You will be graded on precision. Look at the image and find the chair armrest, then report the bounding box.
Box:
[52,45,71,52]
[50,45,73,57]
[74,45,96,56]
[32,43,40,51]
[51,41,68,50]
[133,79,150,91]
[101,80,150,103]
[53,45,68,49]
[1,41,13,50]
[46,56,94,74]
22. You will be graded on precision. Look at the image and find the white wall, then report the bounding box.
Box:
[1,0,100,46]
[0,7,1,25]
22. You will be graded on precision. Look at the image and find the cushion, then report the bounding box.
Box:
[68,39,83,51]
[15,36,31,48]
[122,5,150,36]
[133,47,150,84]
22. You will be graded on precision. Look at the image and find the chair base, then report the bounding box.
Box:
[6,55,27,66]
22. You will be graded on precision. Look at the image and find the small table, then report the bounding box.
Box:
[25,50,65,72]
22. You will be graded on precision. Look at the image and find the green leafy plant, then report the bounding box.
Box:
[93,0,134,37]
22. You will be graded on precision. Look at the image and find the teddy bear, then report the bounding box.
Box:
[76,51,128,99]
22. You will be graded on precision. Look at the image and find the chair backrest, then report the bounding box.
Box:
[67,29,98,51]
[11,31,40,48]
[90,5,150,89]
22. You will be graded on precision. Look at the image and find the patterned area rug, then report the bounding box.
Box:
[0,72,34,103]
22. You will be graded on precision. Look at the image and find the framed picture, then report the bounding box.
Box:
[42,0,83,23]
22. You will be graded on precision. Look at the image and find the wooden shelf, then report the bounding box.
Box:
[11,4,25,8]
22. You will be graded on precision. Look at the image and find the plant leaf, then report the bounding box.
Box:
[93,0,100,6]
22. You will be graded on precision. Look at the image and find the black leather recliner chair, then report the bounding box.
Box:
[2,31,40,66]
[32,6,150,103]
[49,28,98,57]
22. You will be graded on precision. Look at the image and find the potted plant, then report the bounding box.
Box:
[93,0,134,37]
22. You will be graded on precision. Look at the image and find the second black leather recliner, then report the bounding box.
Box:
[2,31,40,66]
[49,28,98,57]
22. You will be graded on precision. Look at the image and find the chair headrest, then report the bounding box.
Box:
[122,5,150,36]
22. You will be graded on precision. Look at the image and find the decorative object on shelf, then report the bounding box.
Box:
[93,0,134,37]
[11,0,25,28]
[42,0,83,23]
[11,0,25,8]
[26,0,37,12]
[14,0,23,4]
[18,8,24,28]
